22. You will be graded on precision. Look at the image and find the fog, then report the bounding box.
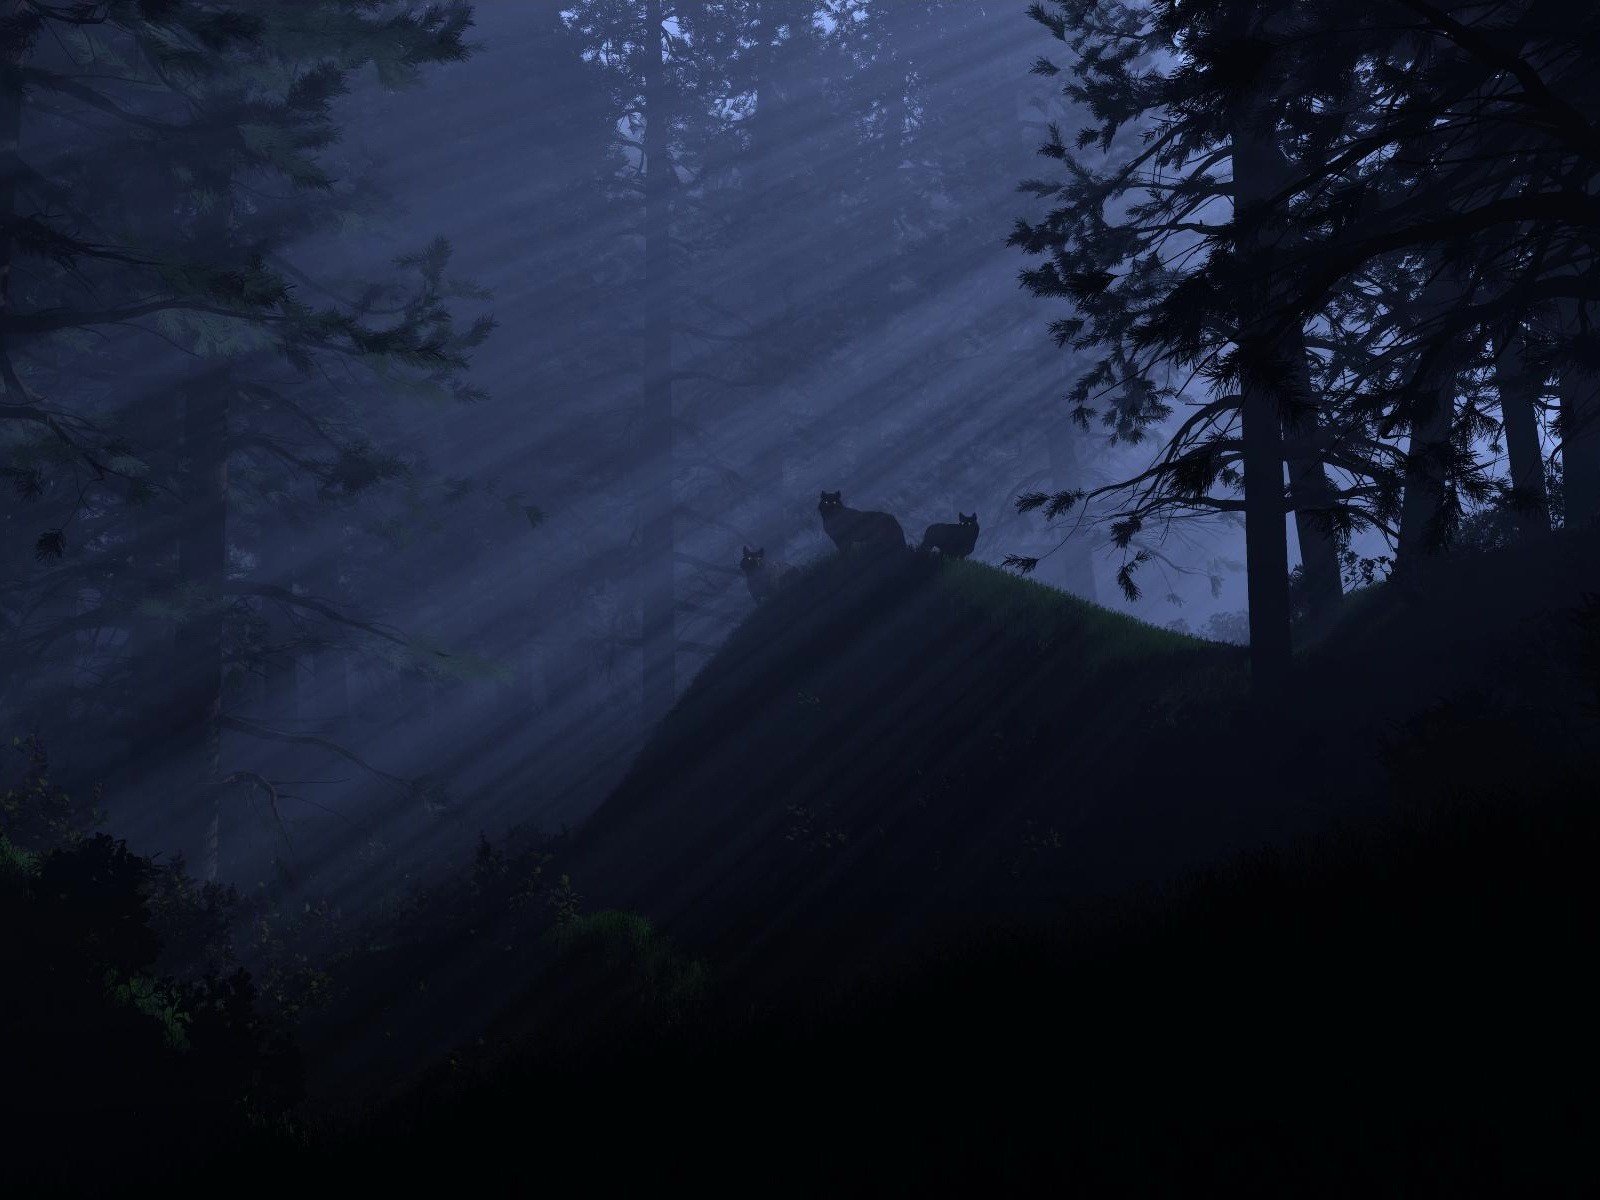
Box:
[3,1,1260,905]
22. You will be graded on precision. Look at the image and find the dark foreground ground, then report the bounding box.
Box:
[6,531,1599,1195]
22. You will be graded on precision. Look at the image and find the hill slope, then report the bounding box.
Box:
[570,550,1254,976]
[570,533,1600,982]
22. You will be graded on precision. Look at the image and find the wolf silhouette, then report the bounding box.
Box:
[818,491,905,554]
[919,512,979,558]
[740,546,796,603]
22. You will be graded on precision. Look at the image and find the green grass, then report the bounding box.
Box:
[569,530,1600,988]
[200,754,1599,1196]
[568,550,1254,980]
[25,534,1600,1195]
[934,556,1214,661]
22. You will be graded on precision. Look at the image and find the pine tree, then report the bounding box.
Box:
[0,2,490,872]
[1010,0,1598,687]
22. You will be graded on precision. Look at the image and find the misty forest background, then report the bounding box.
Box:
[3,0,1147,895]
[10,0,1591,898]
[2,0,1599,1187]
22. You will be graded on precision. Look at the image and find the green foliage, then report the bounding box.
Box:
[204,698,1599,1192]
[550,910,708,1026]
[933,556,1200,664]
[249,898,342,1027]
[0,735,102,851]
[1,0,512,814]
[1,829,300,1187]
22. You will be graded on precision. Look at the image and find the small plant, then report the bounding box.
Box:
[0,735,102,851]
[547,873,582,926]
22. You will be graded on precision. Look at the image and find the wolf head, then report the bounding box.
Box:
[818,491,843,515]
[740,546,765,572]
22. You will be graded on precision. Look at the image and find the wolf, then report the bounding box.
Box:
[817,491,905,554]
[740,546,797,603]
[919,512,979,558]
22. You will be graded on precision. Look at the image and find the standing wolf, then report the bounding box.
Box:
[817,491,905,553]
[740,546,796,603]
[919,512,979,558]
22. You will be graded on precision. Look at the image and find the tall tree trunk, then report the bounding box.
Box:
[1,4,26,399]
[1496,327,1550,535]
[119,393,183,790]
[638,0,676,725]
[1021,70,1100,605]
[1283,345,1343,627]
[1559,298,1600,527]
[173,369,229,879]
[263,618,301,726]
[746,1,792,510]
[310,553,350,735]
[1395,275,1465,572]
[1046,415,1097,601]
[1231,108,1293,693]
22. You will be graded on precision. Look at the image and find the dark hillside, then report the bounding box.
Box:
[291,526,1600,1103]
[570,531,1600,985]
[203,735,1599,1197]
[16,533,1599,1194]
[572,550,1247,973]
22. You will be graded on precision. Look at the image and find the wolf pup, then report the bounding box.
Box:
[919,512,979,558]
[740,546,796,603]
[817,491,905,553]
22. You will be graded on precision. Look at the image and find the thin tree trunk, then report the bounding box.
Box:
[1021,70,1100,605]
[173,369,229,879]
[639,0,676,725]
[263,620,301,726]
[1,3,27,399]
[311,554,351,734]
[1395,275,1465,571]
[1283,345,1342,627]
[1559,298,1600,527]
[748,1,787,505]
[1231,108,1293,693]
[1046,416,1097,602]
[120,398,182,790]
[1496,327,1550,535]
[1396,392,1454,567]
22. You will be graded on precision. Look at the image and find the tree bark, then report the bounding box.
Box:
[1283,344,1343,626]
[1559,298,1600,527]
[0,2,26,398]
[173,369,229,879]
[746,1,794,511]
[1395,274,1465,572]
[1496,327,1550,535]
[263,621,301,726]
[1046,416,1098,602]
[1231,108,1293,693]
[638,0,677,725]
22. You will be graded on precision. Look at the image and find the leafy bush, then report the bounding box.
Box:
[550,910,708,1030]
[0,735,101,851]
[0,830,300,1188]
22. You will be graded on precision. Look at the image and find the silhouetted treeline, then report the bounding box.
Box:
[1012,0,1598,687]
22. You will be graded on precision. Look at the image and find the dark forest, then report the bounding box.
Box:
[2,1,1596,1193]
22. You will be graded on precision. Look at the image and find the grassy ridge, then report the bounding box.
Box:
[201,756,1598,1196]
[570,531,1600,989]
[570,549,1254,983]
[21,533,1600,1193]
